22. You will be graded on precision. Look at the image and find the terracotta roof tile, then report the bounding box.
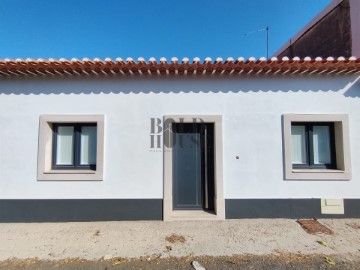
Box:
[0,57,359,77]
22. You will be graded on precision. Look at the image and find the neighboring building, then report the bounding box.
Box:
[274,0,360,58]
[0,57,359,222]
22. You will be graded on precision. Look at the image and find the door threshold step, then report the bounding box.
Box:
[169,210,219,221]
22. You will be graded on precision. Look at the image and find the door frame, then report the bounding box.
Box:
[163,115,225,221]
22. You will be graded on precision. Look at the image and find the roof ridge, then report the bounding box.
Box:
[0,56,358,64]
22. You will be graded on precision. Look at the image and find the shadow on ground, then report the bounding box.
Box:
[1,254,359,270]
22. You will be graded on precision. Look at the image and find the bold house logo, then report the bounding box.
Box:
[150,117,204,150]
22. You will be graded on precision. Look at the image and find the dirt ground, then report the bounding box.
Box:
[1,254,360,270]
[1,219,360,260]
[1,219,360,269]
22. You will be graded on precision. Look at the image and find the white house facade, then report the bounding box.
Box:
[0,57,359,222]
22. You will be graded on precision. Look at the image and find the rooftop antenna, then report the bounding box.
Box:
[244,26,269,59]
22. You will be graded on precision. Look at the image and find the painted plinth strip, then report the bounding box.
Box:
[0,199,163,222]
[0,199,359,222]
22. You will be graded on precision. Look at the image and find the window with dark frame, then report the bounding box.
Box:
[291,122,336,169]
[52,123,97,170]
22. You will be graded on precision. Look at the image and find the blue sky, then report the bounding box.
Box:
[0,0,331,60]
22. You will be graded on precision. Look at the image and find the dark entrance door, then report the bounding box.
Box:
[172,123,215,211]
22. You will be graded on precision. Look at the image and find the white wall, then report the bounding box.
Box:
[0,75,359,199]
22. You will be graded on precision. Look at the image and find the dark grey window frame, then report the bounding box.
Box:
[52,123,97,170]
[292,122,336,169]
